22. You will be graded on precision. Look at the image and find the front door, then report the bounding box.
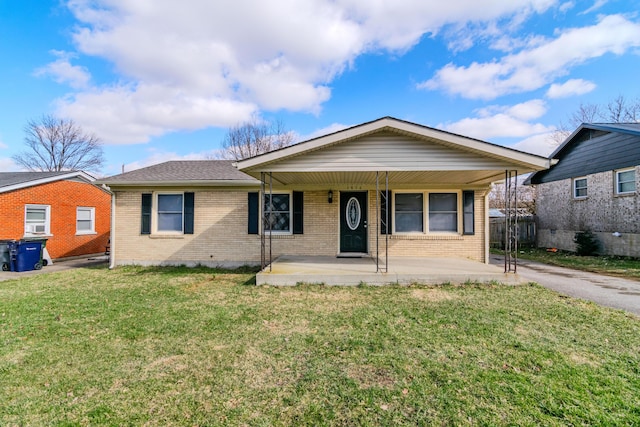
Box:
[340,191,368,253]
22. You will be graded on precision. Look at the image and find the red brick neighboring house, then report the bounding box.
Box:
[0,171,111,259]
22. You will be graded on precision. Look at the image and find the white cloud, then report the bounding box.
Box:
[581,0,608,14]
[116,149,210,173]
[546,79,596,98]
[49,0,557,144]
[558,2,575,13]
[34,50,91,89]
[420,14,640,100]
[298,122,351,142]
[442,99,554,139]
[56,83,256,144]
[510,132,558,156]
[0,157,22,171]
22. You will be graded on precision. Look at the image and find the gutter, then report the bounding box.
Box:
[109,191,116,270]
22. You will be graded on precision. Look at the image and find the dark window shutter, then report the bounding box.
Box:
[380,190,392,234]
[248,192,259,234]
[463,191,474,235]
[184,192,194,234]
[141,193,152,234]
[293,191,304,234]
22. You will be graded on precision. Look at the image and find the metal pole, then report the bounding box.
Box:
[513,170,520,273]
[268,172,273,272]
[260,172,266,270]
[376,172,380,273]
[385,171,389,273]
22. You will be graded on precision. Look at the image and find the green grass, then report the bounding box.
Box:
[1,264,639,426]
[508,248,640,280]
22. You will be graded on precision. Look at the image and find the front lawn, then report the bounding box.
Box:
[1,265,639,425]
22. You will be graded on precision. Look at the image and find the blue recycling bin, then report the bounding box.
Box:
[9,240,44,272]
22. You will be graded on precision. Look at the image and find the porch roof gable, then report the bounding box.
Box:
[236,117,552,186]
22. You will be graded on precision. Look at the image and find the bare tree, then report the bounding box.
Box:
[12,115,104,172]
[216,117,295,160]
[490,177,537,214]
[550,95,640,145]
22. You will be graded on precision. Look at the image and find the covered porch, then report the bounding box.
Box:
[256,255,523,286]
[237,118,554,281]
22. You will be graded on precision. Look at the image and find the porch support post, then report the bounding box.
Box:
[504,170,518,273]
[375,171,389,273]
[376,173,379,273]
[260,173,266,270]
[259,172,274,272]
[268,172,273,272]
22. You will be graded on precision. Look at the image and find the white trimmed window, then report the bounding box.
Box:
[76,207,96,234]
[25,204,51,236]
[393,191,459,234]
[616,168,636,195]
[263,193,292,233]
[156,193,184,233]
[573,177,587,198]
[429,193,458,232]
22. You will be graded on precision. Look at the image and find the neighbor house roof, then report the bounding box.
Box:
[527,122,640,185]
[0,170,97,194]
[98,160,259,187]
[548,122,640,159]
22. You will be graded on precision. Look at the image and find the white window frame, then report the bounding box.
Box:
[392,190,461,235]
[76,207,96,235]
[154,192,185,234]
[615,168,636,195]
[262,191,293,235]
[24,204,51,236]
[573,177,588,199]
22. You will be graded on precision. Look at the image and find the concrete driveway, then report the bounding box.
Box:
[491,255,640,316]
[0,256,109,282]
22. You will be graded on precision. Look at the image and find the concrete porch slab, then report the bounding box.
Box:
[256,255,522,286]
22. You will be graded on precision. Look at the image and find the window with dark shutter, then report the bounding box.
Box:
[248,192,259,234]
[293,191,304,234]
[141,193,152,234]
[184,192,194,234]
[463,191,474,235]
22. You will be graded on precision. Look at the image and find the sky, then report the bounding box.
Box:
[1,0,640,176]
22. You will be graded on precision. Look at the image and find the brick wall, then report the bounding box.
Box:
[113,189,487,266]
[0,180,111,259]
[536,166,640,256]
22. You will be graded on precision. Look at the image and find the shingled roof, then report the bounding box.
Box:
[0,171,97,193]
[98,160,259,186]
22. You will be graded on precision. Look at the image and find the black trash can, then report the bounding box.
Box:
[0,239,14,271]
[9,240,44,272]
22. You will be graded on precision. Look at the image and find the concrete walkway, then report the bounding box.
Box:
[491,254,640,316]
[0,255,109,281]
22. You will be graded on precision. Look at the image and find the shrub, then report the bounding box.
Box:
[574,230,599,256]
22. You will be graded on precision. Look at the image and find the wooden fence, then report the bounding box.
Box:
[490,216,536,249]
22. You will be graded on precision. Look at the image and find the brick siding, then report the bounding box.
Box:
[536,166,640,256]
[0,180,111,259]
[113,189,487,266]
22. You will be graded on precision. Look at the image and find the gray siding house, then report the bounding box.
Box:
[528,123,640,257]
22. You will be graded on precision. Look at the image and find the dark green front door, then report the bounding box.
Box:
[340,191,367,253]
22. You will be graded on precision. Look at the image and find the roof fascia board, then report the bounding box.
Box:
[100,179,261,187]
[0,171,95,194]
